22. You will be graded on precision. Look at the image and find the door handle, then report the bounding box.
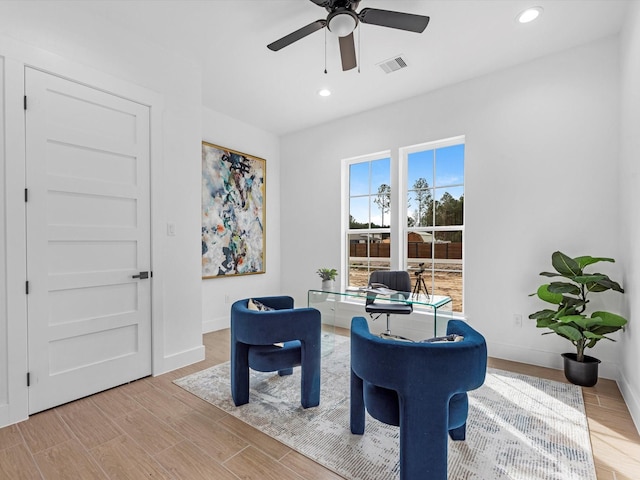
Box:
[132,271,150,279]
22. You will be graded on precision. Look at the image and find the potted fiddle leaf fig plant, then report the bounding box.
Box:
[529,251,627,387]
[317,268,338,291]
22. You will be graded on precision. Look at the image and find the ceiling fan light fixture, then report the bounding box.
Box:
[328,11,357,37]
[517,6,543,24]
[318,88,332,97]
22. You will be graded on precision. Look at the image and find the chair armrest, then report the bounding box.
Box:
[233,307,321,345]
[252,296,294,310]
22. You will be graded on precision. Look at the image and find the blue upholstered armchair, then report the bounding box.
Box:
[350,316,487,480]
[230,296,321,408]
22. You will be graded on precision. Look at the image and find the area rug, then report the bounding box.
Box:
[174,335,596,480]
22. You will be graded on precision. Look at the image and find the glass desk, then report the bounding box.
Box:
[308,288,453,339]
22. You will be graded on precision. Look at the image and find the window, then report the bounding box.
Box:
[404,139,464,312]
[346,153,391,287]
[344,137,465,313]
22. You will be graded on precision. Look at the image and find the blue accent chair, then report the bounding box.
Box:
[350,316,487,480]
[230,296,321,408]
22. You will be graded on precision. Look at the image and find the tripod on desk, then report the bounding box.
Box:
[412,263,430,299]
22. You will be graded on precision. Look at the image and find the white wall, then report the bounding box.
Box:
[281,37,624,378]
[201,108,281,332]
[619,1,640,432]
[0,5,204,426]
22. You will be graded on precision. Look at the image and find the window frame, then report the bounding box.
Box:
[401,136,465,313]
[342,150,393,288]
[342,136,465,314]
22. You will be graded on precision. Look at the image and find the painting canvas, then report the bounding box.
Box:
[202,142,266,278]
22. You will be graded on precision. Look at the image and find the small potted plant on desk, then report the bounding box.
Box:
[317,268,338,292]
[529,251,627,387]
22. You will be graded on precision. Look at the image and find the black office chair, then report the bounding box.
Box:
[365,270,413,339]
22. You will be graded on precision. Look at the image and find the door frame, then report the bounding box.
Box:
[2,39,167,426]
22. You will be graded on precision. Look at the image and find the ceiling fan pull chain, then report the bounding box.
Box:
[324,27,328,74]
[358,26,361,73]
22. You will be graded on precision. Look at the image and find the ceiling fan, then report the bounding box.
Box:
[267,0,430,71]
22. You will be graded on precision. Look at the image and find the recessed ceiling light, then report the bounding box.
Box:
[517,6,543,24]
[318,89,331,97]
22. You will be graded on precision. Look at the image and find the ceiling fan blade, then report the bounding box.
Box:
[308,0,332,7]
[267,19,327,51]
[358,8,430,33]
[339,33,357,71]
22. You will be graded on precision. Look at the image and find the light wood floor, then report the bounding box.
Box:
[1,328,639,480]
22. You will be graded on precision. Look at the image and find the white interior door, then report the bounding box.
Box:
[25,68,152,414]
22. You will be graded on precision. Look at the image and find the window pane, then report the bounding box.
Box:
[408,185,433,227]
[349,196,370,228]
[406,229,463,311]
[371,157,391,190]
[348,233,391,286]
[349,162,370,196]
[408,150,434,188]
[434,270,462,312]
[433,230,463,312]
[371,191,390,228]
[435,144,464,188]
[433,230,463,260]
[434,186,464,226]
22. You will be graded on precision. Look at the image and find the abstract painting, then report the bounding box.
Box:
[202,142,265,278]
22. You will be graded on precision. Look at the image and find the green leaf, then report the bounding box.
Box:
[583,331,605,340]
[574,256,614,269]
[591,311,627,327]
[557,314,589,325]
[569,316,603,330]
[548,324,582,342]
[585,282,610,293]
[572,274,606,284]
[591,326,622,336]
[528,309,556,320]
[539,271,562,278]
[552,324,583,342]
[561,297,585,310]
[536,284,563,304]
[536,318,557,329]
[548,282,581,295]
[552,251,582,277]
[553,305,571,319]
[588,277,624,293]
[562,295,586,315]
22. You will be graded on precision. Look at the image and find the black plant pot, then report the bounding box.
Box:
[562,353,601,387]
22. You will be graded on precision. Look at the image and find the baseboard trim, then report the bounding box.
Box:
[618,370,640,435]
[488,341,620,381]
[203,316,229,334]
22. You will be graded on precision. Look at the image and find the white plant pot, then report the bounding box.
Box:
[321,280,335,292]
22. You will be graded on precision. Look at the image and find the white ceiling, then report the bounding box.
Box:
[1,0,631,136]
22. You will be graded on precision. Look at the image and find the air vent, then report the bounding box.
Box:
[377,55,408,74]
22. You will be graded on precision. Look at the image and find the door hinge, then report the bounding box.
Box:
[24,95,27,110]
[24,188,28,202]
[27,372,30,387]
[25,281,29,294]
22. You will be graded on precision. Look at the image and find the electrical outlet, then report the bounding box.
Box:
[513,314,523,328]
